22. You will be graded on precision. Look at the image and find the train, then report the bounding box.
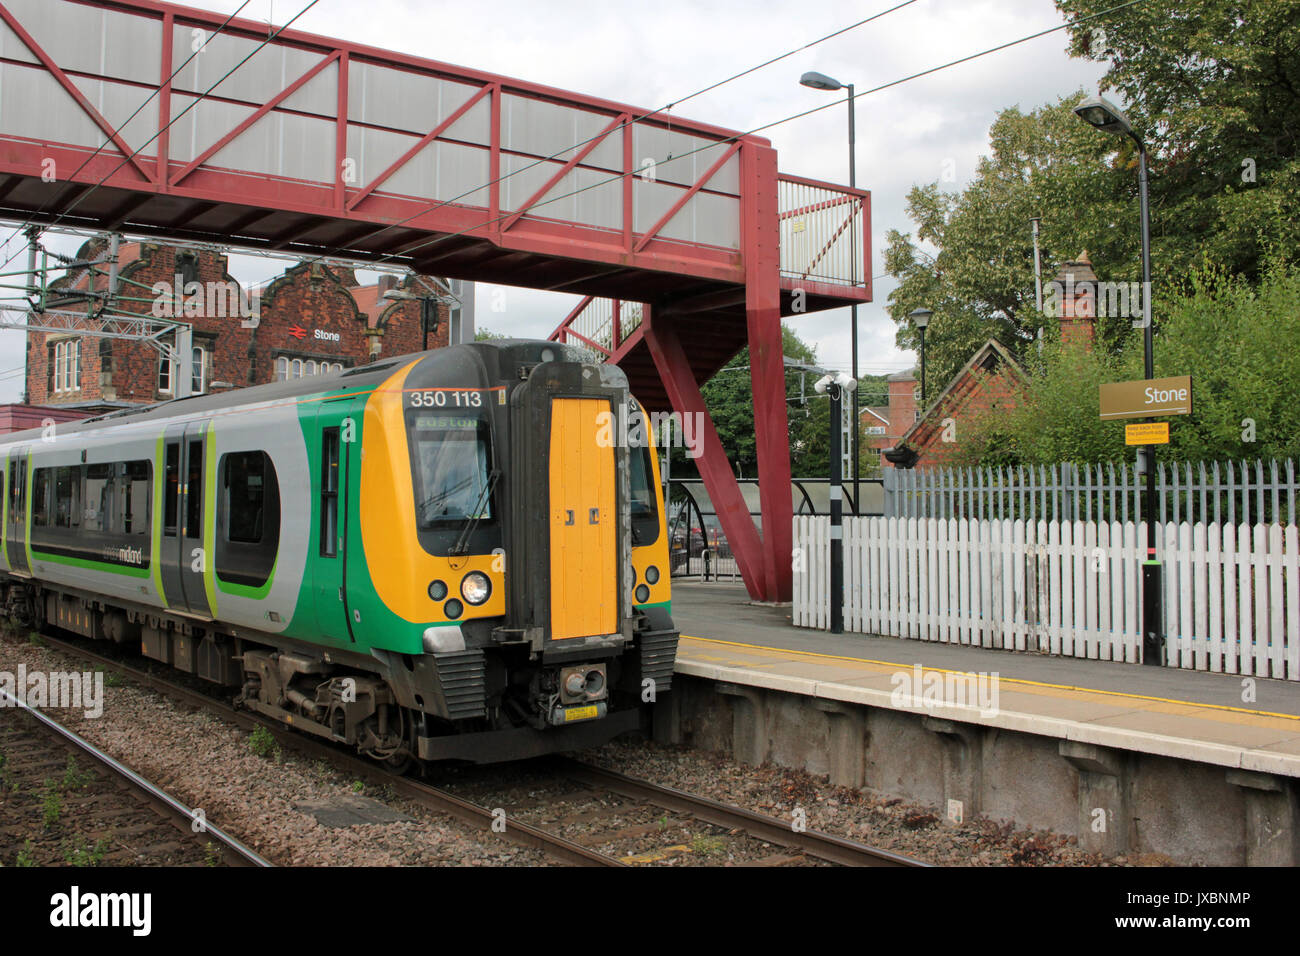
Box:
[0,340,679,766]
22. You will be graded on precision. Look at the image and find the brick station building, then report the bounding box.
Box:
[882,252,1099,469]
[23,238,452,409]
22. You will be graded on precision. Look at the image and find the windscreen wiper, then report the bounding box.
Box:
[450,469,500,557]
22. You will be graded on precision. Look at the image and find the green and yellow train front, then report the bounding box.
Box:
[314,341,678,757]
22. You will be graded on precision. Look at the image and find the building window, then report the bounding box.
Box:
[275,355,347,380]
[158,351,173,394]
[52,340,81,394]
[192,345,207,395]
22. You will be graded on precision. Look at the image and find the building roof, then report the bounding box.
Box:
[886,368,916,382]
[895,338,1026,449]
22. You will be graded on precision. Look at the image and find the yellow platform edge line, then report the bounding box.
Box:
[680,635,1300,723]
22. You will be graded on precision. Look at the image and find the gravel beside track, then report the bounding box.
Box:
[1,625,1159,866]
[0,628,548,866]
[580,740,1167,866]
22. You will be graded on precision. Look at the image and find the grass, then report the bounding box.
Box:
[27,631,45,648]
[14,840,35,867]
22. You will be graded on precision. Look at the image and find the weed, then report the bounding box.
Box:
[14,840,35,867]
[41,780,62,830]
[27,631,45,647]
[351,780,364,793]
[204,841,221,867]
[690,834,726,856]
[62,755,92,790]
[248,725,280,761]
[64,838,110,866]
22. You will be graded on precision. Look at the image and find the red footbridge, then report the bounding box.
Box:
[0,0,870,601]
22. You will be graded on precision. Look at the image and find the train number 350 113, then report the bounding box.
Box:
[409,390,483,408]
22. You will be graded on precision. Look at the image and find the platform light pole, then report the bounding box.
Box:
[815,371,856,634]
[1074,93,1164,666]
[801,70,860,514]
[909,307,931,409]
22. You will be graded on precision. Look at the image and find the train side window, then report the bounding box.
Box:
[216,451,280,588]
[164,442,180,536]
[185,440,203,539]
[83,463,113,532]
[122,461,151,536]
[31,468,49,527]
[320,428,339,558]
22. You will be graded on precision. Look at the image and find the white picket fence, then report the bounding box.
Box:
[793,515,1300,679]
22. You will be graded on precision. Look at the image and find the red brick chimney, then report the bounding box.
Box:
[1053,250,1097,348]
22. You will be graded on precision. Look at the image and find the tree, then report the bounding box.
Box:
[1056,0,1300,283]
[885,94,1140,392]
[942,264,1300,466]
[663,325,885,480]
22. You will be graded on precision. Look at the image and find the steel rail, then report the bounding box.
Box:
[553,757,927,867]
[0,683,270,867]
[36,635,622,867]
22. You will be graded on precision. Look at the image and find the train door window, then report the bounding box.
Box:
[13,459,26,526]
[320,428,339,557]
[185,440,204,538]
[216,451,281,588]
[164,443,180,536]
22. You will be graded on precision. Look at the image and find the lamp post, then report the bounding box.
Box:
[1074,93,1163,667]
[909,307,931,409]
[801,70,860,514]
[815,371,857,634]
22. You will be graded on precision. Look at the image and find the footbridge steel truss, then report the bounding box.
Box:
[0,0,871,601]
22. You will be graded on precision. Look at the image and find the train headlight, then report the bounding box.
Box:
[444,599,464,620]
[635,584,650,603]
[461,572,491,605]
[645,565,660,584]
[428,580,448,601]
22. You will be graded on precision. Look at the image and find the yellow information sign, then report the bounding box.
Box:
[1125,422,1169,445]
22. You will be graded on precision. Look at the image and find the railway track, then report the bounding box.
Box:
[0,684,268,867]
[29,632,922,867]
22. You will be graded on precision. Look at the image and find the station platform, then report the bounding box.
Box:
[668,581,1300,779]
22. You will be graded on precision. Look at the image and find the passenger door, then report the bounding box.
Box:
[5,449,30,575]
[160,422,212,616]
[313,400,357,644]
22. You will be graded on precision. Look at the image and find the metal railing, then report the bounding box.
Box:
[777,173,868,289]
[884,458,1300,527]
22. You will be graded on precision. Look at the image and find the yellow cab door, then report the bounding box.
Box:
[549,398,617,639]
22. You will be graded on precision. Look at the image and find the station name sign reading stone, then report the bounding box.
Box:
[1099,375,1193,420]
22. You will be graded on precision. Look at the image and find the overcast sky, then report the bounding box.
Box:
[0,0,1106,401]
